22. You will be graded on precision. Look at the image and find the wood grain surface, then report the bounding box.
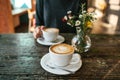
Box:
[0,33,120,80]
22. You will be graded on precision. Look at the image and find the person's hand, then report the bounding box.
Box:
[33,25,44,39]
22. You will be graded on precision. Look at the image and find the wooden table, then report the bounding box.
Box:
[0,33,120,80]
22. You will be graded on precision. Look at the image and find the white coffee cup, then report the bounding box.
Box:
[49,43,74,67]
[42,28,59,42]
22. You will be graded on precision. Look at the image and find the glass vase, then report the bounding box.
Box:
[71,27,91,53]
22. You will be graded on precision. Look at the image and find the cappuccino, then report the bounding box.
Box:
[49,43,74,66]
[43,28,59,33]
[42,28,59,42]
[50,43,74,54]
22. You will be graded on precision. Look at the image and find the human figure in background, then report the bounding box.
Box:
[33,0,87,39]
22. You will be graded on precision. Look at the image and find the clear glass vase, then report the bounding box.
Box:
[71,27,91,53]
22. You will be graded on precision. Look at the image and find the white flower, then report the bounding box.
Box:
[64,16,67,20]
[75,20,81,26]
[67,22,72,26]
[67,11,72,14]
[82,11,86,14]
[79,15,82,18]
[68,15,73,19]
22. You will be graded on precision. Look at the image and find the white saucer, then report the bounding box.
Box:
[37,35,65,46]
[40,53,82,75]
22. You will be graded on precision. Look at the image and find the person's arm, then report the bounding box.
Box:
[33,0,45,39]
[35,0,44,26]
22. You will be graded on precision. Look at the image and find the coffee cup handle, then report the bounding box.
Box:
[70,53,81,64]
[41,31,44,39]
[40,26,45,39]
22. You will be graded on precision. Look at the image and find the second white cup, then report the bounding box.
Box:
[42,28,59,42]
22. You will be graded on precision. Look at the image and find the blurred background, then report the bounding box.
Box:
[0,0,120,34]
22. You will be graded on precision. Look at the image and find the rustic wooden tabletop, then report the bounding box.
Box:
[0,33,120,80]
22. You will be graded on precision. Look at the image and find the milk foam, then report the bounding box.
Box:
[44,28,59,33]
[51,44,74,54]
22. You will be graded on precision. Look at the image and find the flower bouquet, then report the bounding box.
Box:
[63,4,96,53]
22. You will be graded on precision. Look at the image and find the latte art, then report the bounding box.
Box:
[51,44,74,54]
